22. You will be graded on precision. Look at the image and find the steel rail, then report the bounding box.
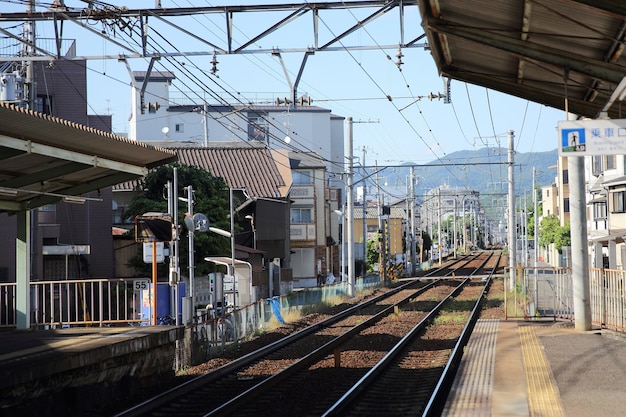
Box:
[322,251,497,416]
[422,251,501,416]
[115,277,428,417]
[205,280,445,416]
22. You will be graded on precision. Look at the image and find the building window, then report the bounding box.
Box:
[593,201,607,220]
[36,95,53,115]
[562,169,569,184]
[612,191,626,213]
[248,115,269,143]
[546,189,550,197]
[293,170,313,185]
[605,155,616,170]
[592,155,603,176]
[175,123,184,133]
[563,198,570,213]
[291,207,312,223]
[112,200,131,224]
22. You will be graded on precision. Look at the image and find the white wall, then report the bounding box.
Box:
[129,76,345,178]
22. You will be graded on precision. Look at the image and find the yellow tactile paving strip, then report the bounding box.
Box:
[519,325,565,417]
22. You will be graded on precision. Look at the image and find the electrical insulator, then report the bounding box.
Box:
[211,53,219,75]
[395,47,404,69]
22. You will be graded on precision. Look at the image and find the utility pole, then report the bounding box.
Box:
[203,102,209,147]
[362,146,367,278]
[186,185,195,320]
[533,167,539,268]
[566,113,592,330]
[507,130,516,289]
[24,0,36,109]
[346,117,355,297]
[410,167,417,274]
[405,180,410,271]
[438,187,442,266]
[375,161,387,284]
[453,197,457,259]
[171,168,180,324]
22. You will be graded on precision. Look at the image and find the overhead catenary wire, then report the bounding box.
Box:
[1,2,552,171]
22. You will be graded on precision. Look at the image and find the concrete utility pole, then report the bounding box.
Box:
[410,166,417,274]
[507,130,516,289]
[186,185,194,319]
[568,151,592,331]
[438,188,442,266]
[24,0,36,109]
[346,117,355,297]
[533,167,539,268]
[453,198,457,259]
[362,146,367,277]
[375,161,388,284]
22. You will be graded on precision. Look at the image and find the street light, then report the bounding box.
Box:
[245,214,256,249]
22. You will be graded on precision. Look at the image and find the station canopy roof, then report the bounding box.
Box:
[419,1,626,120]
[0,103,177,213]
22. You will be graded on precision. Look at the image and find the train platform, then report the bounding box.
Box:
[0,326,183,415]
[444,319,626,417]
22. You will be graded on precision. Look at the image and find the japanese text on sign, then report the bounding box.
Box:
[558,119,626,156]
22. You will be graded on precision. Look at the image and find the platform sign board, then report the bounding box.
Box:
[558,119,626,156]
[143,242,165,263]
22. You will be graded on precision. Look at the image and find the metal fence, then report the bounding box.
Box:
[0,278,147,328]
[188,275,383,366]
[589,268,626,331]
[506,266,626,331]
[506,266,574,321]
[0,274,382,367]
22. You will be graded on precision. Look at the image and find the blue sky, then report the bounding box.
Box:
[3,0,565,164]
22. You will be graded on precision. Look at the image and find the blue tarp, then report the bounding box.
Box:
[269,296,285,324]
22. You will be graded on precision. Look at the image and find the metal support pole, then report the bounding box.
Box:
[342,206,346,281]
[454,198,457,259]
[376,162,386,283]
[410,167,416,274]
[203,102,209,147]
[362,146,367,277]
[187,185,194,313]
[507,130,517,289]
[438,188,442,266]
[533,167,539,268]
[346,117,355,297]
[229,188,236,309]
[172,169,180,324]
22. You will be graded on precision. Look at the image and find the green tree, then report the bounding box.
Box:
[123,163,233,277]
[538,215,570,253]
[366,233,381,272]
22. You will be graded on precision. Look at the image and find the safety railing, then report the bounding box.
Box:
[505,266,573,320]
[185,275,383,366]
[0,282,16,326]
[504,266,626,332]
[589,268,626,332]
[0,278,147,328]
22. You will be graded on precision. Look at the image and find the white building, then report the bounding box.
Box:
[128,70,346,285]
[128,71,345,183]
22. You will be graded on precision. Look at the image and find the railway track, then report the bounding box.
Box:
[116,251,502,417]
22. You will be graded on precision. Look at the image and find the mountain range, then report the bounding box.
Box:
[363,147,558,202]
